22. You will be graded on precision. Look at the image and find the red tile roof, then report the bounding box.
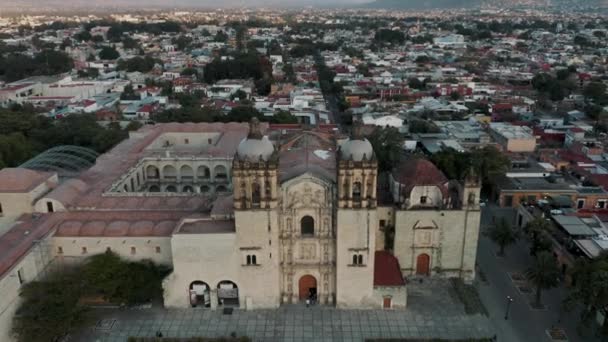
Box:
[374,251,405,287]
[391,158,448,197]
[0,168,55,193]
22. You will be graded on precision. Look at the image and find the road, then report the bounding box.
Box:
[477,206,599,342]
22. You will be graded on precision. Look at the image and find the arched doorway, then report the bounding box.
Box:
[298,275,317,301]
[416,253,430,276]
[189,281,210,308]
[217,280,239,307]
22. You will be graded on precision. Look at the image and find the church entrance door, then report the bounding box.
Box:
[416,253,430,276]
[298,275,317,301]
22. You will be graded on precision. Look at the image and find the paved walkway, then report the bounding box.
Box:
[478,205,600,342]
[76,280,493,342]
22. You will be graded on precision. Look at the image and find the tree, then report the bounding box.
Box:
[526,251,560,308]
[488,217,520,256]
[98,46,119,60]
[172,35,192,51]
[450,91,461,101]
[564,253,608,338]
[74,30,91,42]
[408,77,426,90]
[271,110,298,124]
[524,218,553,256]
[120,84,139,101]
[12,269,87,342]
[231,89,248,102]
[213,30,228,43]
[82,251,169,305]
[470,146,510,191]
[121,36,139,50]
[584,82,608,104]
[368,126,404,172]
[374,29,405,44]
[409,119,439,133]
[225,106,262,122]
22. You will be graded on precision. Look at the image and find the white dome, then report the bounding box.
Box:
[340,138,374,161]
[237,136,274,161]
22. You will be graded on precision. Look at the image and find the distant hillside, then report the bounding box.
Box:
[364,0,482,10]
[363,0,606,10]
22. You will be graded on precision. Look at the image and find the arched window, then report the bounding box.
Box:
[252,182,261,205]
[163,165,177,179]
[180,165,194,180]
[353,182,362,200]
[352,254,364,265]
[200,185,210,194]
[214,165,227,180]
[146,165,159,179]
[246,255,252,265]
[165,185,177,193]
[301,216,314,236]
[182,185,194,193]
[197,166,210,179]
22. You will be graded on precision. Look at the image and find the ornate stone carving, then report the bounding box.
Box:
[287,184,324,208]
[299,243,316,260]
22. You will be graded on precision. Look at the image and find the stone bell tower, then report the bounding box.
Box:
[233,118,278,210]
[335,122,378,308]
[337,123,378,209]
[232,118,281,308]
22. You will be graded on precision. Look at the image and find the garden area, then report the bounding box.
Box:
[12,251,171,342]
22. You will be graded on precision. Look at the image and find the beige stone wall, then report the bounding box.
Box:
[163,233,240,308]
[51,236,173,265]
[0,237,54,342]
[0,176,57,217]
[336,209,377,308]
[235,209,281,309]
[372,286,407,309]
[0,193,35,217]
[394,209,480,282]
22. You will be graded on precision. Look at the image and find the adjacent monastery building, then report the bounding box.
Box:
[0,120,481,341]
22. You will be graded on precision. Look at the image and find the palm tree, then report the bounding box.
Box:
[527,251,560,308]
[524,218,553,256]
[488,217,519,256]
[564,253,608,338]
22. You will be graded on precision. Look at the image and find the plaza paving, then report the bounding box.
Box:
[78,279,494,342]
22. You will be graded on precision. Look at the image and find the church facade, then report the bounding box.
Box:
[0,120,481,331]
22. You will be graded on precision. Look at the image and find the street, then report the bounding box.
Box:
[477,206,599,342]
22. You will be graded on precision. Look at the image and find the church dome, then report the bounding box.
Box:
[237,136,274,161]
[339,122,374,161]
[236,118,274,162]
[340,138,374,161]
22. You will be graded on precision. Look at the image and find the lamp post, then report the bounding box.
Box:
[504,295,514,320]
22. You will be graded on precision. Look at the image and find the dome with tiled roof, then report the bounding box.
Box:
[236,118,274,162]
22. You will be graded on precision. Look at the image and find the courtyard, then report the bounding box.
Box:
[75,279,494,342]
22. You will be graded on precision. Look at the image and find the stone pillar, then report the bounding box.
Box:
[210,289,218,310]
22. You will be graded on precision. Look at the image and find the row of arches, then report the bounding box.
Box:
[146,164,229,182]
[148,184,228,193]
[189,280,239,308]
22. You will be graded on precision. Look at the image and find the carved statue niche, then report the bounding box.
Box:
[323,218,330,235]
[286,217,292,236]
